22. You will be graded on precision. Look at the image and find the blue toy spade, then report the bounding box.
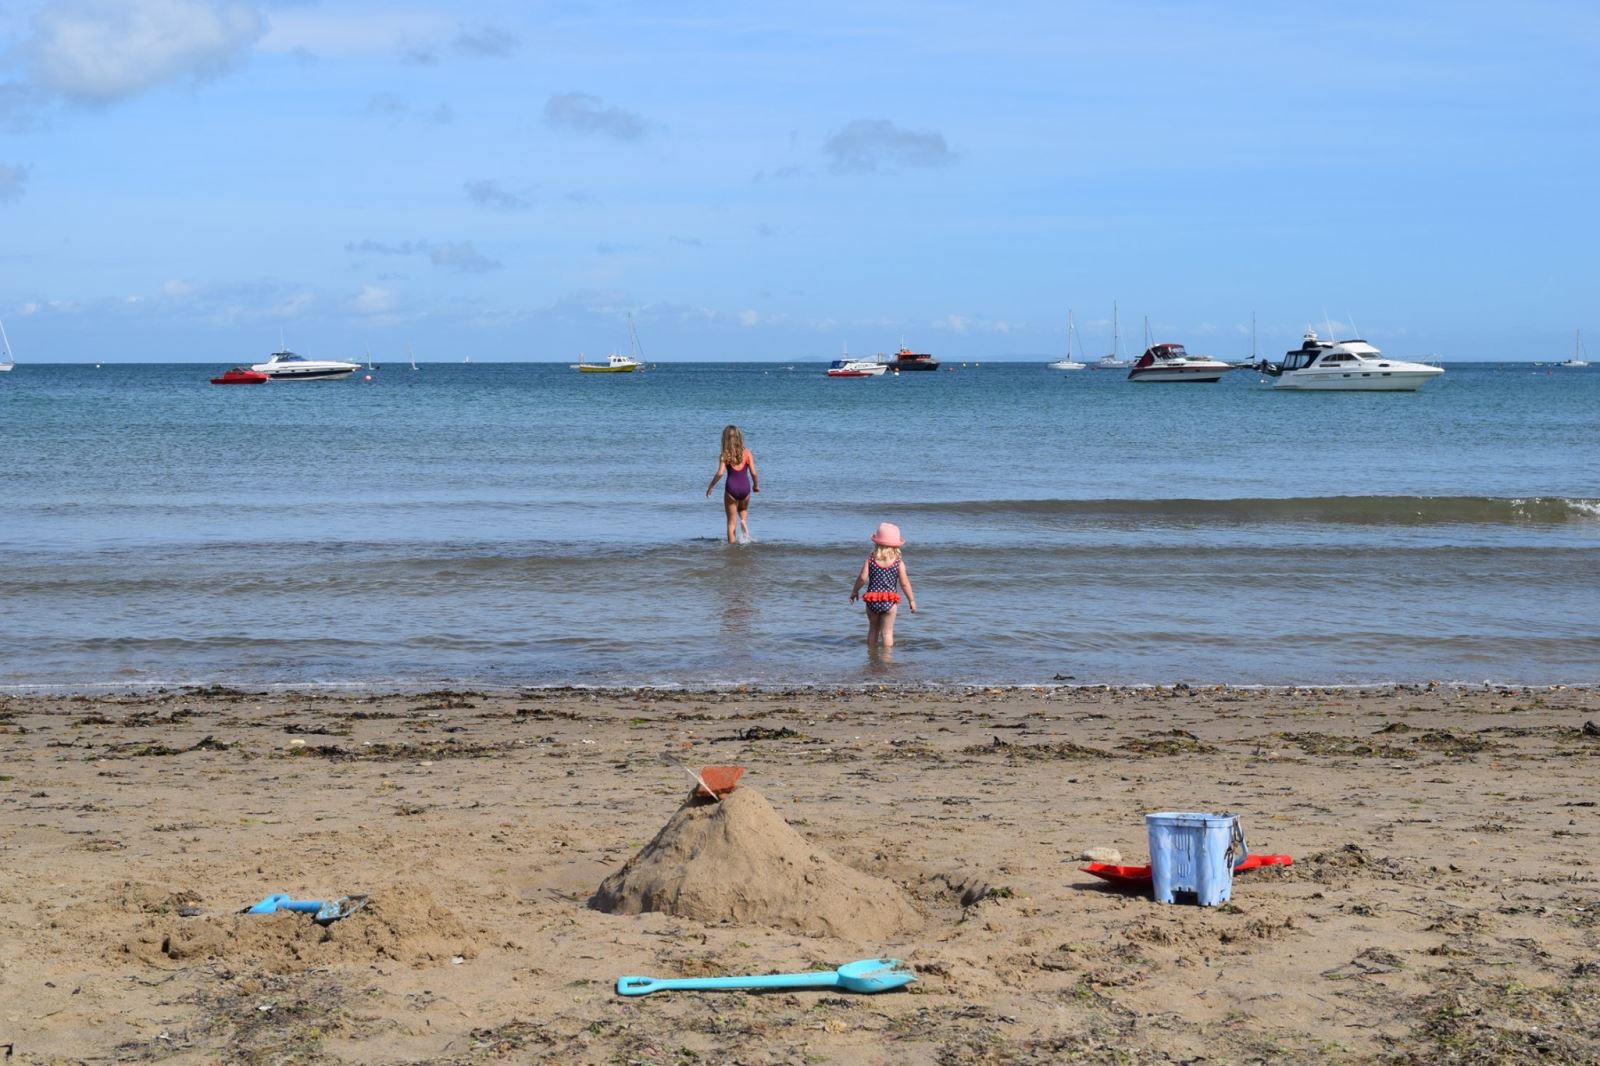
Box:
[244,893,369,924]
[616,958,915,997]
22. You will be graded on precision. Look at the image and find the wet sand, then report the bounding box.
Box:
[1,684,1597,1064]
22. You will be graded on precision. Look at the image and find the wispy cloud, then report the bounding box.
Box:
[364,93,453,125]
[346,239,501,273]
[543,92,650,141]
[452,25,519,59]
[352,284,398,314]
[0,162,29,202]
[823,119,956,174]
[27,0,264,105]
[464,179,536,211]
[931,313,1014,334]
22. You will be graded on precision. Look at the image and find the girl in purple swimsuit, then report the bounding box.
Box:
[705,425,759,543]
[849,522,917,647]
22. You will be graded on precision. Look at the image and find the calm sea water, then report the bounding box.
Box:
[2,361,1596,690]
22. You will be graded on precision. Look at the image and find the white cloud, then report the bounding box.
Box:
[29,0,265,104]
[258,8,451,59]
[737,309,759,327]
[353,284,397,314]
[932,313,1013,334]
[161,279,194,299]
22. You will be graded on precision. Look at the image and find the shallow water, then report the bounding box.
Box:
[2,360,1596,688]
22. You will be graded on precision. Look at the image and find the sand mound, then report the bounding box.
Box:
[117,884,478,973]
[590,787,919,940]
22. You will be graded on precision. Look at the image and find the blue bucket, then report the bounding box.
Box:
[1145,812,1246,906]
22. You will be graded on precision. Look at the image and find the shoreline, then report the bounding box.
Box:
[3,685,1597,1062]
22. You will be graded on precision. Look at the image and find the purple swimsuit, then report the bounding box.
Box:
[724,452,753,500]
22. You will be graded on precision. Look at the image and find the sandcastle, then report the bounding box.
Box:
[590,784,919,940]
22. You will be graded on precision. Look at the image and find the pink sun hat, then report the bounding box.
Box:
[870,522,905,547]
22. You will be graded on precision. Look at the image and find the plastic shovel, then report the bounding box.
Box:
[244,893,369,924]
[616,957,915,997]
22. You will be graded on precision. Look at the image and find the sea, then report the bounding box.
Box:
[2,360,1596,691]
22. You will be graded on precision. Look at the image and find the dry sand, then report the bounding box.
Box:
[1,684,1597,1064]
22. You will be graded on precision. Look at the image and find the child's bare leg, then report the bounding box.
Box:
[865,610,881,645]
[880,607,897,647]
[722,496,738,543]
[737,497,751,541]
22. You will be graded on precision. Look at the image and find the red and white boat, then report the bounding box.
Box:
[1127,343,1232,383]
[825,358,887,378]
[210,367,270,385]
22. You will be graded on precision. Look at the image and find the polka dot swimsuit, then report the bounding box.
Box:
[863,558,901,614]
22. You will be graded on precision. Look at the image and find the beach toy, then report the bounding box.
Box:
[616,957,915,997]
[1145,812,1247,906]
[1083,852,1292,890]
[244,893,369,924]
[694,765,744,800]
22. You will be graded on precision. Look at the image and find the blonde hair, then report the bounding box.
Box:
[720,425,745,466]
[871,546,902,565]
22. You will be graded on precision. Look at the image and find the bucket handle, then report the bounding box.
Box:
[1225,815,1248,868]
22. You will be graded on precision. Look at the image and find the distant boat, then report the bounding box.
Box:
[250,349,361,379]
[1092,302,1132,369]
[0,317,14,372]
[884,343,940,371]
[409,346,418,371]
[1047,310,1088,370]
[573,352,644,373]
[1560,329,1590,368]
[210,367,269,385]
[573,312,646,372]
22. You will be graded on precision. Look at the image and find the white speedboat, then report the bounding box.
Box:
[1559,329,1589,368]
[572,353,643,373]
[1047,310,1088,370]
[250,349,361,379]
[1126,342,1231,382]
[1257,330,1444,391]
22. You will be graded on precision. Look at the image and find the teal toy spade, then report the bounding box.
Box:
[616,958,914,996]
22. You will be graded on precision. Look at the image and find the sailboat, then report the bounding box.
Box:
[1092,302,1132,368]
[408,345,418,371]
[1046,310,1087,370]
[572,312,645,372]
[0,317,15,371]
[1560,329,1590,368]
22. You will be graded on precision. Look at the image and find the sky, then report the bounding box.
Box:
[1,0,1596,363]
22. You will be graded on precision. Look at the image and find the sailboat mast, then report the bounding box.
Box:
[1113,301,1120,358]
[0,317,12,363]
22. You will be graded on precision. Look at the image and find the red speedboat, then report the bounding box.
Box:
[210,367,269,385]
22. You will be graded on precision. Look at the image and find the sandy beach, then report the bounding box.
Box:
[2,684,1597,1063]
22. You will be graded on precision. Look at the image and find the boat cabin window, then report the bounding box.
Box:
[1283,351,1316,371]
[1323,353,1352,363]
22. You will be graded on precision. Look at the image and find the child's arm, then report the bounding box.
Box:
[849,559,869,602]
[705,460,727,497]
[898,562,916,613]
[747,452,759,492]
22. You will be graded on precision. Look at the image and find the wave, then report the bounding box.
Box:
[891,495,1600,526]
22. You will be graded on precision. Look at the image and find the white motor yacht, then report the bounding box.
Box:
[825,358,887,377]
[250,349,361,379]
[1126,342,1231,382]
[1257,330,1444,391]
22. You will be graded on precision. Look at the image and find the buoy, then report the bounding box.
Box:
[364,374,372,381]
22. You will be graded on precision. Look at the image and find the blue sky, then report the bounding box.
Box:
[1,0,1596,362]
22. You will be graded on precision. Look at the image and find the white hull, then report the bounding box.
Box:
[0,363,13,372]
[1273,369,1440,391]
[251,350,361,379]
[1046,360,1086,371]
[1128,364,1228,383]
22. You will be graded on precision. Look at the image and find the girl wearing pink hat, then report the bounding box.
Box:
[849,522,917,647]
